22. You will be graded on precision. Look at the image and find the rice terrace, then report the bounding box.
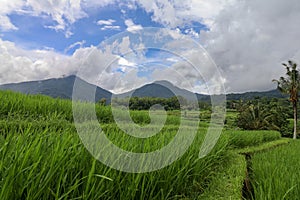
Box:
[1,0,300,199]
[0,66,300,199]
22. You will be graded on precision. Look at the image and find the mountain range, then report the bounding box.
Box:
[0,75,286,103]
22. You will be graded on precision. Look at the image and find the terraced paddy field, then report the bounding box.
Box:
[0,90,294,199]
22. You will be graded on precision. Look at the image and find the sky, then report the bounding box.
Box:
[0,0,300,94]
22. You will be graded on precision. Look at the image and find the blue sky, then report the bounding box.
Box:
[0,0,299,93]
[1,3,205,55]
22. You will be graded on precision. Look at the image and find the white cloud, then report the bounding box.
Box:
[150,48,222,94]
[0,0,113,35]
[97,19,121,31]
[134,0,236,28]
[0,0,24,31]
[0,0,88,35]
[129,0,300,93]
[26,0,87,35]
[97,19,116,26]
[200,0,300,93]
[124,19,143,33]
[110,68,148,94]
[81,0,115,9]
[100,25,121,31]
[1,0,300,94]
[118,57,136,67]
[64,40,86,54]
[0,39,75,84]
[0,15,18,31]
[0,0,231,35]
[0,36,147,94]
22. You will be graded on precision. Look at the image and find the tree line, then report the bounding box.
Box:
[108,96,211,111]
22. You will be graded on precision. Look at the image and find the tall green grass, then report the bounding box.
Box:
[0,90,233,199]
[0,123,231,199]
[0,90,286,199]
[225,130,281,149]
[0,90,73,121]
[251,140,300,200]
[0,90,183,125]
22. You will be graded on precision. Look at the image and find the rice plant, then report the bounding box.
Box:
[251,140,300,200]
[0,90,233,199]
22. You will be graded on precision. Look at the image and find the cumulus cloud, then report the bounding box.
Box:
[200,0,300,93]
[0,0,24,31]
[97,19,121,31]
[1,0,300,94]
[100,25,121,31]
[0,39,75,83]
[0,0,111,35]
[150,48,223,94]
[118,57,136,67]
[134,0,235,28]
[124,19,143,33]
[0,15,18,31]
[0,0,232,34]
[0,34,148,94]
[129,0,300,93]
[97,19,116,26]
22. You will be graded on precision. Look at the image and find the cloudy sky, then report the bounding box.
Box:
[0,0,299,94]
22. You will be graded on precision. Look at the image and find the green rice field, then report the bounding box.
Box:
[0,90,295,199]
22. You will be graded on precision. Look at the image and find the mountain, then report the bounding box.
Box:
[0,75,112,103]
[225,89,286,101]
[196,89,286,102]
[0,76,286,103]
[117,80,203,101]
[118,80,285,102]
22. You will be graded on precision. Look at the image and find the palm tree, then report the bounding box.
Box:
[236,99,285,131]
[273,60,300,139]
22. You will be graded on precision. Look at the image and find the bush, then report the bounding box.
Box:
[236,99,288,135]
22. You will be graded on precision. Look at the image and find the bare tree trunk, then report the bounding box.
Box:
[293,101,297,139]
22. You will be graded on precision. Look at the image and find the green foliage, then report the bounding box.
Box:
[273,60,300,139]
[113,96,182,111]
[0,90,73,121]
[0,90,233,199]
[112,96,211,111]
[0,89,291,199]
[237,138,290,155]
[251,140,300,199]
[273,60,300,100]
[0,122,233,199]
[226,130,281,148]
[236,98,288,134]
[224,110,238,129]
[198,153,246,200]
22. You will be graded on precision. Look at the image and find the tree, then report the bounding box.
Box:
[236,98,288,132]
[273,60,300,139]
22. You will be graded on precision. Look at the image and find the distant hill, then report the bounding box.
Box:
[120,80,286,102]
[196,89,286,102]
[0,76,287,103]
[117,80,204,101]
[0,75,112,103]
[225,89,287,101]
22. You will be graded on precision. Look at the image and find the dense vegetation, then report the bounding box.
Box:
[0,90,227,199]
[112,96,182,110]
[0,88,297,199]
[273,60,300,139]
[235,98,289,135]
[251,140,300,199]
[111,96,210,111]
